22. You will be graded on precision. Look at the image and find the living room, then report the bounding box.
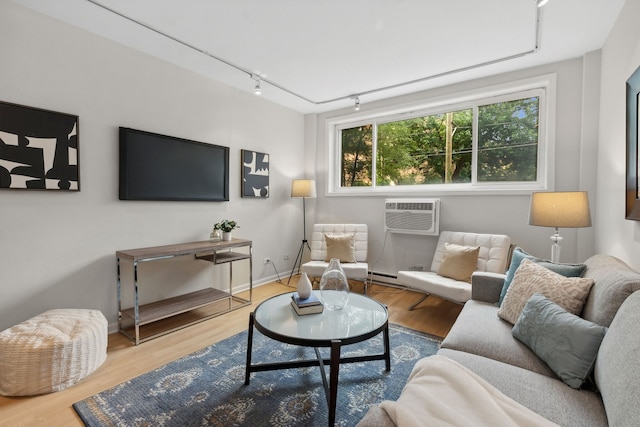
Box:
[1,0,640,423]
[1,0,636,333]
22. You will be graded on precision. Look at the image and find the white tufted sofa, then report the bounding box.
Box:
[397,231,512,308]
[301,224,369,291]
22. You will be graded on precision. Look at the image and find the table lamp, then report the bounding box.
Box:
[528,191,591,263]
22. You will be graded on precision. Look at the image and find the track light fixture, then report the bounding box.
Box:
[86,0,545,108]
[252,75,261,95]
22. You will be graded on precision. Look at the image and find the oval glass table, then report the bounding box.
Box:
[244,292,390,427]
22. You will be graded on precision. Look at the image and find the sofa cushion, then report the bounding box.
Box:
[437,349,608,427]
[498,259,594,324]
[594,290,640,427]
[437,243,479,283]
[323,233,356,262]
[440,299,556,377]
[512,293,607,389]
[499,247,586,305]
[581,254,640,327]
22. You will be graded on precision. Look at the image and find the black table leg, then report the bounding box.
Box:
[245,312,255,385]
[328,340,341,427]
[383,322,391,371]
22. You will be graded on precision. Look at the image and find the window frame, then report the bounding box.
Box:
[326,74,556,196]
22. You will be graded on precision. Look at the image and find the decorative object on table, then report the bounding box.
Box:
[241,149,269,198]
[288,179,317,283]
[213,219,239,241]
[290,291,323,315]
[73,324,440,427]
[528,191,591,263]
[0,100,79,191]
[209,229,222,242]
[626,65,640,220]
[296,272,313,299]
[319,258,350,310]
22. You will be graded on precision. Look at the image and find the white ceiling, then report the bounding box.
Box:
[13,0,625,113]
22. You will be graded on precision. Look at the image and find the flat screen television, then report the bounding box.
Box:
[119,127,229,201]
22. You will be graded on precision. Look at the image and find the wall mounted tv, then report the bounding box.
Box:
[119,127,229,201]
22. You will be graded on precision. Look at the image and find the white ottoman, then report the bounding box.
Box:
[0,309,108,396]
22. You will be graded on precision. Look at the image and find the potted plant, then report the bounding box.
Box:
[213,220,239,241]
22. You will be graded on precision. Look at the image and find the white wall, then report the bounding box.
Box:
[596,0,640,270]
[0,2,305,331]
[307,56,601,277]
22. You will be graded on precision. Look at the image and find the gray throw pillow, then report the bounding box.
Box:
[512,293,607,389]
[498,247,586,305]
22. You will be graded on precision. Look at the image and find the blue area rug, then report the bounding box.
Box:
[74,324,440,427]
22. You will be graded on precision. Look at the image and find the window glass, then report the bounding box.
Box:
[477,97,539,182]
[330,79,550,194]
[340,124,372,187]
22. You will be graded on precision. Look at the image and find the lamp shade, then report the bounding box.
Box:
[529,191,591,228]
[291,179,316,198]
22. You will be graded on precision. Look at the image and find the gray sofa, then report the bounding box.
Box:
[358,254,640,426]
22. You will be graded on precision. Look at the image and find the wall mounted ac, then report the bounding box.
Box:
[384,198,440,236]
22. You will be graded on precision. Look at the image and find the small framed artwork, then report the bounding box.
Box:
[241,149,269,198]
[0,101,79,191]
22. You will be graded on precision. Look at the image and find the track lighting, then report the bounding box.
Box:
[354,97,360,111]
[537,0,550,7]
[253,77,261,95]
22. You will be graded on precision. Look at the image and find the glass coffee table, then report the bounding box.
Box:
[244,292,390,427]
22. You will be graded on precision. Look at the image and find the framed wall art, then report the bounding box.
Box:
[626,65,640,220]
[241,149,269,198]
[0,101,79,191]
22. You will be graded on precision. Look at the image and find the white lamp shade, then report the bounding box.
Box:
[291,179,316,198]
[529,191,591,228]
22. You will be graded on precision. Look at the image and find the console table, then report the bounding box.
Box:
[116,239,252,345]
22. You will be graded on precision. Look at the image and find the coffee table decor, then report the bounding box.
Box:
[73,324,441,427]
[319,258,350,310]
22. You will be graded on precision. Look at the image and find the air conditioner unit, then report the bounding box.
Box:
[384,198,440,236]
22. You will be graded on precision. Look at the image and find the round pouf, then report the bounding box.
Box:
[0,309,108,396]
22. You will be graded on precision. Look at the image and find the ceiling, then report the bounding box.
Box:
[13,0,625,113]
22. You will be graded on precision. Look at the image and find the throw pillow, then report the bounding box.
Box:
[498,258,594,325]
[498,247,586,305]
[512,293,607,389]
[324,233,356,263]
[437,243,480,283]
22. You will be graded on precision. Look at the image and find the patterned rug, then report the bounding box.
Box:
[73,324,440,427]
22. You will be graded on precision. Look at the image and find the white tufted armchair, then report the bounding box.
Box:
[300,224,369,293]
[397,231,512,309]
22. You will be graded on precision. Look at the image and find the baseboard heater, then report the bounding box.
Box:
[369,271,401,286]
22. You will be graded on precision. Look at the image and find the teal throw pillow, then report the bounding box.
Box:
[498,247,586,305]
[512,293,607,389]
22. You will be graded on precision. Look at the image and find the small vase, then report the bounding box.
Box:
[297,272,313,299]
[210,229,222,242]
[222,231,232,241]
[319,258,350,310]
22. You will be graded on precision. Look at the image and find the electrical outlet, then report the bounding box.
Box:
[263,257,270,265]
[284,254,290,260]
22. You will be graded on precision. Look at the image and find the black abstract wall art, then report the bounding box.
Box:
[241,149,269,198]
[0,101,79,191]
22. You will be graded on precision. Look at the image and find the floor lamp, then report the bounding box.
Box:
[287,179,316,284]
[288,179,316,284]
[528,191,591,263]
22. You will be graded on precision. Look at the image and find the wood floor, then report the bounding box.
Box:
[0,278,462,427]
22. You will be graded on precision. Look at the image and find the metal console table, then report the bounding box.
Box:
[116,238,252,345]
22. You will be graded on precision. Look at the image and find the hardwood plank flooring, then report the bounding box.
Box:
[0,278,462,427]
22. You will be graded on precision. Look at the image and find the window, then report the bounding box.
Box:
[329,77,553,195]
